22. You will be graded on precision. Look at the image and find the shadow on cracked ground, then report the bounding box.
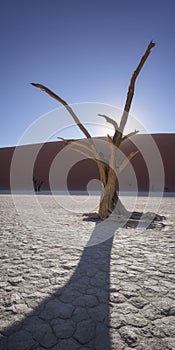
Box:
[0,195,175,350]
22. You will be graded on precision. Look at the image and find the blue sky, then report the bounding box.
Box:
[0,0,175,147]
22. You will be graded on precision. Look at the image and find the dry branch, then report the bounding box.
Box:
[122,130,139,142]
[107,134,114,144]
[31,83,107,186]
[31,83,92,139]
[70,147,94,159]
[57,137,94,154]
[57,137,77,144]
[117,150,139,174]
[98,114,119,131]
[113,41,155,143]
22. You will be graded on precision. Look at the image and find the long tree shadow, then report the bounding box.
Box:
[1,217,125,350]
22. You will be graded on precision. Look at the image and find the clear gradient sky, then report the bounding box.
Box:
[0,0,175,147]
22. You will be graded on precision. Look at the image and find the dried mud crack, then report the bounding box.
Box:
[0,195,175,350]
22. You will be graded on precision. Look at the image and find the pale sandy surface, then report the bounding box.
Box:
[0,195,175,350]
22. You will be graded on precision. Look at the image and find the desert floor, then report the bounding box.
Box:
[0,194,175,350]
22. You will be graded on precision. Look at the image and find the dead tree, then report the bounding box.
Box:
[31,41,164,224]
[33,176,43,192]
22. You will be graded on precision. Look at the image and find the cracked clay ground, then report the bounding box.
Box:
[0,194,175,350]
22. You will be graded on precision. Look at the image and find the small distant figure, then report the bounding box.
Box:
[33,176,44,192]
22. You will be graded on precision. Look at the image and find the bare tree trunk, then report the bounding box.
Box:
[97,41,155,220]
[98,162,131,219]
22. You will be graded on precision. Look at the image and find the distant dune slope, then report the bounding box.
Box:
[0,134,174,192]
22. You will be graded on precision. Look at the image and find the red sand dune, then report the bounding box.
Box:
[0,134,175,192]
